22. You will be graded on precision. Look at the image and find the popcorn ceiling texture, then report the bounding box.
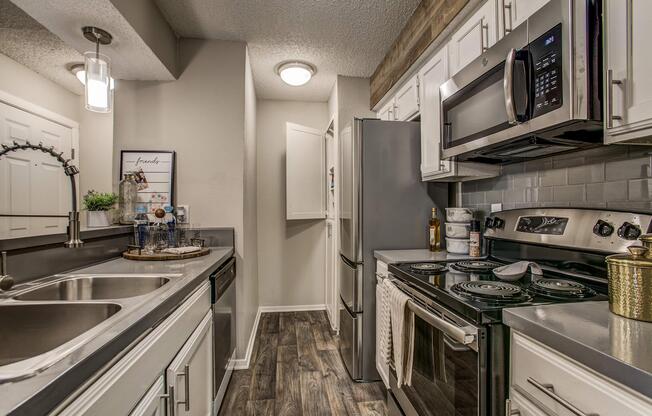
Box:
[155,0,419,102]
[0,0,83,95]
[10,0,176,82]
[462,145,652,219]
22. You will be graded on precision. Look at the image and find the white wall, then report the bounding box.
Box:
[0,53,114,206]
[256,99,329,307]
[241,47,259,356]
[113,39,259,358]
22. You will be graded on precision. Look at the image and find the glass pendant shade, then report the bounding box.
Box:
[84,51,112,113]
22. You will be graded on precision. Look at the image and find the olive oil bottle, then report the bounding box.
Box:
[429,207,441,252]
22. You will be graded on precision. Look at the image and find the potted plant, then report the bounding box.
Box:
[83,190,118,228]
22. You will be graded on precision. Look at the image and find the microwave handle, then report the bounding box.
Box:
[504,48,518,125]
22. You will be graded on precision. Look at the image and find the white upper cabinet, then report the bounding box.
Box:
[286,122,326,220]
[449,0,498,75]
[499,0,550,39]
[377,101,395,121]
[604,0,652,144]
[394,74,420,121]
[418,46,450,179]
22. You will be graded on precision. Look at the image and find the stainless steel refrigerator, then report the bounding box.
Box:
[338,118,447,381]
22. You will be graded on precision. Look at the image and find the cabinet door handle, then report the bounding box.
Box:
[178,364,191,411]
[527,377,599,416]
[505,398,520,416]
[166,385,175,416]
[481,22,489,52]
[606,69,623,128]
[503,1,513,36]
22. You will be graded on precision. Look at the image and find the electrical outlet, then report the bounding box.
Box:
[176,205,190,223]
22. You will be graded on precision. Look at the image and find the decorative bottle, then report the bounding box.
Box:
[119,173,138,224]
[429,207,441,252]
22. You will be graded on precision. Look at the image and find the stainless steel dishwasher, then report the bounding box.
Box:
[210,257,236,415]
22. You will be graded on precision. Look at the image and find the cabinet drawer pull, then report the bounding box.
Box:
[527,377,599,416]
[505,398,520,416]
[481,22,489,52]
[503,1,513,36]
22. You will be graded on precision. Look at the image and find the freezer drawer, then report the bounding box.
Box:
[339,254,363,313]
[339,297,362,380]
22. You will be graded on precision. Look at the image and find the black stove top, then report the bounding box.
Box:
[388,259,608,324]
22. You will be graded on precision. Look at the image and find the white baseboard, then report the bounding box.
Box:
[232,308,261,370]
[259,304,326,313]
[231,304,326,370]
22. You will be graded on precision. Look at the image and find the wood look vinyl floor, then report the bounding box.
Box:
[218,311,387,416]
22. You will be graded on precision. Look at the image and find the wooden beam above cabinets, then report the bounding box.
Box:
[370,0,470,109]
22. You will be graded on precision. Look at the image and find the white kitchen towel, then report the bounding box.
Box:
[376,278,392,371]
[161,246,201,255]
[386,279,415,387]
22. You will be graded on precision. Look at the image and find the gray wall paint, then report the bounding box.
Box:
[462,145,652,218]
[113,39,258,358]
[256,99,329,307]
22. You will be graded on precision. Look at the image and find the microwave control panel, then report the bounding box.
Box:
[530,24,563,118]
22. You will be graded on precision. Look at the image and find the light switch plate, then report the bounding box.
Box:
[491,203,502,213]
[177,205,190,223]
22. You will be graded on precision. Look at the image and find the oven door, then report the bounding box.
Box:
[390,299,486,416]
[440,18,531,160]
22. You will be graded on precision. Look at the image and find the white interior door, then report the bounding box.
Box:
[286,122,326,220]
[0,101,72,238]
[166,312,213,416]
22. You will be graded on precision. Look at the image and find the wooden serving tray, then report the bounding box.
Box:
[122,247,211,261]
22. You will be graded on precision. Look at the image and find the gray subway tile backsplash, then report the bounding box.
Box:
[460,145,652,219]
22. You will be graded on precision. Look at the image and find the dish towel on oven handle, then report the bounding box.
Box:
[376,278,392,376]
[385,279,415,387]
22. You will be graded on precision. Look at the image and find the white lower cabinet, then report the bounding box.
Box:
[58,283,212,416]
[166,312,213,416]
[510,331,652,416]
[375,260,390,389]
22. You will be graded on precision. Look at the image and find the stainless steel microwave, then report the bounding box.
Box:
[440,0,603,164]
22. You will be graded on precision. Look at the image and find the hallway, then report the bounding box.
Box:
[219,311,387,416]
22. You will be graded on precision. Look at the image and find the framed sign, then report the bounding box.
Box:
[120,150,175,212]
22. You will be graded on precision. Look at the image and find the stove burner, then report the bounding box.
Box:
[409,263,447,274]
[452,280,527,302]
[528,278,597,299]
[452,260,503,273]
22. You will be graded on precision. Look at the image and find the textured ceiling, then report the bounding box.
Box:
[155,0,419,102]
[0,0,84,95]
[10,0,176,81]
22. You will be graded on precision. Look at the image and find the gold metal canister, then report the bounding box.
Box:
[606,234,652,322]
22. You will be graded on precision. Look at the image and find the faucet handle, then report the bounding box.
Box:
[0,252,14,291]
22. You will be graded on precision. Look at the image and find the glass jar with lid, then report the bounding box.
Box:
[119,173,138,224]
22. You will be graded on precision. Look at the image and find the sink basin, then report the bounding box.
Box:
[14,276,171,301]
[0,303,121,366]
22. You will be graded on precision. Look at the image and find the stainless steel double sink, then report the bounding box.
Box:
[0,274,178,375]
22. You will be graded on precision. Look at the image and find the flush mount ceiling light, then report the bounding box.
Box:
[276,61,316,87]
[70,63,115,90]
[82,26,113,113]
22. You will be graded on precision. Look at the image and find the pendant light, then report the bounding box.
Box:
[82,26,113,113]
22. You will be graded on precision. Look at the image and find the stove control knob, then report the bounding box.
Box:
[493,217,505,229]
[593,220,614,237]
[485,217,495,230]
[617,222,641,240]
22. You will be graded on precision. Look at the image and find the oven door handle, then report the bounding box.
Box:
[408,300,476,346]
[504,48,518,125]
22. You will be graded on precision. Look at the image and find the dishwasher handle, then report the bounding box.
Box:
[210,257,236,303]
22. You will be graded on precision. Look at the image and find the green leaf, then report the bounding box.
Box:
[83,190,118,211]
